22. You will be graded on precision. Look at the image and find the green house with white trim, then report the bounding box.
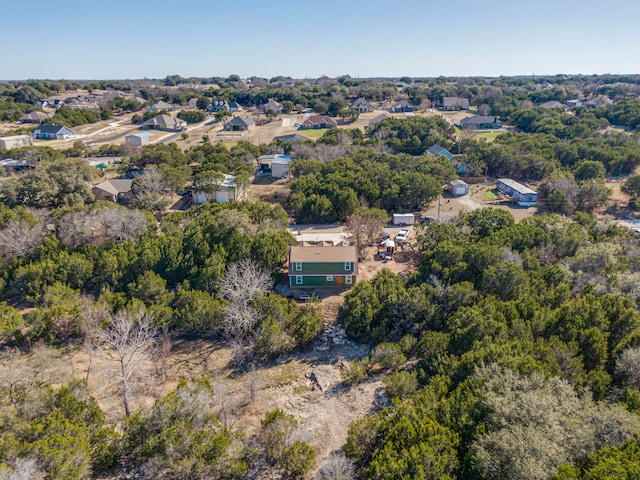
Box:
[288,246,357,288]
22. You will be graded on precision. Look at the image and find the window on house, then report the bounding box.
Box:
[345,275,352,284]
[296,276,303,285]
[326,275,333,282]
[345,262,352,271]
[295,262,302,271]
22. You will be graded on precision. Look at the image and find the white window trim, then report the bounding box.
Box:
[296,275,303,285]
[345,275,353,285]
[295,262,302,271]
[326,275,334,282]
[345,262,352,271]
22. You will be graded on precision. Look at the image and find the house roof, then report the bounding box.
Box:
[303,115,337,126]
[289,245,357,264]
[258,154,293,164]
[442,97,469,108]
[350,97,372,108]
[368,113,389,125]
[449,179,469,187]
[34,124,73,134]
[93,178,133,195]
[392,100,415,108]
[228,101,242,109]
[126,132,155,139]
[537,101,567,109]
[141,114,186,128]
[426,144,450,155]
[263,99,282,108]
[498,178,537,195]
[461,115,500,125]
[0,134,32,142]
[226,116,255,127]
[20,111,50,121]
[149,100,172,109]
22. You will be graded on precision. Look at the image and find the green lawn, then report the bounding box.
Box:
[485,189,498,199]
[475,131,504,143]
[295,128,328,139]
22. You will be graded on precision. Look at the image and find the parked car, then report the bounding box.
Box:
[419,217,437,224]
[395,229,409,243]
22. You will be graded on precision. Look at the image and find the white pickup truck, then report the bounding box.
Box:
[395,229,409,243]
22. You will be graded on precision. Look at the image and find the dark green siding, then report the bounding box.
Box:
[292,262,353,274]
[289,274,356,288]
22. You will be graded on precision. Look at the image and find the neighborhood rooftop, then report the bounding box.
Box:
[498,178,537,195]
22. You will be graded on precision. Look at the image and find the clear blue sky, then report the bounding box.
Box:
[3,0,638,80]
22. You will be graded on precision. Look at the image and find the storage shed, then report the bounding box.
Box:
[125,132,155,146]
[447,179,469,196]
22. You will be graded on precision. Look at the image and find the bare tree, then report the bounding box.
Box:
[0,458,44,480]
[345,214,384,260]
[220,259,273,308]
[220,259,273,340]
[317,453,355,480]
[57,207,151,249]
[90,309,158,416]
[0,221,44,258]
[615,346,640,389]
[245,363,264,404]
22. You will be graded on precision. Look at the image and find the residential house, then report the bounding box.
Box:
[288,245,357,288]
[227,101,243,112]
[460,115,502,129]
[537,101,569,111]
[367,113,389,127]
[92,178,133,203]
[33,124,75,139]
[140,114,187,132]
[447,179,469,196]
[257,154,293,178]
[208,100,243,112]
[497,178,538,207]
[224,116,255,131]
[426,144,453,160]
[208,100,230,112]
[125,132,155,146]
[565,99,584,108]
[389,100,416,113]
[300,115,337,129]
[440,97,470,111]
[146,100,174,112]
[0,159,30,173]
[349,97,374,113]
[0,135,34,149]
[273,133,311,143]
[191,174,240,204]
[261,99,282,114]
[20,111,51,124]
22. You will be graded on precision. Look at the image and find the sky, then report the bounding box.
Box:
[2,0,639,80]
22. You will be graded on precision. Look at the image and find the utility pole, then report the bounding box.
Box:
[437,195,443,222]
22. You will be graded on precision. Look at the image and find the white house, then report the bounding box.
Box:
[447,179,469,197]
[497,178,538,207]
[0,135,34,149]
[192,174,238,204]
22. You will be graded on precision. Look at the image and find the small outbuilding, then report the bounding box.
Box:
[125,132,155,146]
[0,135,34,149]
[447,179,469,196]
[258,154,293,178]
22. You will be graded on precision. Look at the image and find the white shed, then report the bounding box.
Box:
[125,132,155,146]
[271,156,293,178]
[447,179,469,196]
